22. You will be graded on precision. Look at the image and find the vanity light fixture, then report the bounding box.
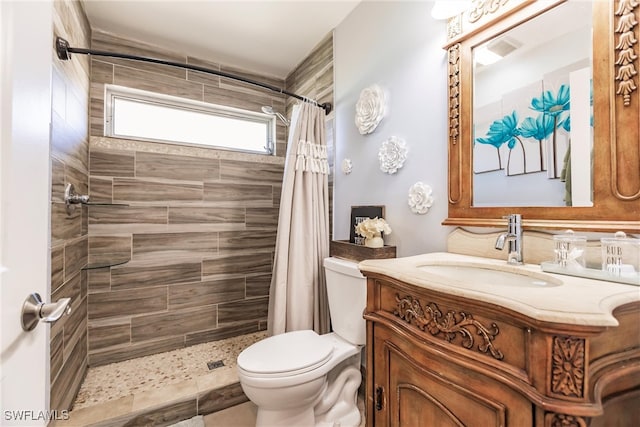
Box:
[430,0,471,20]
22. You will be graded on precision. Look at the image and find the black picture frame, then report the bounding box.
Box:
[350,205,385,244]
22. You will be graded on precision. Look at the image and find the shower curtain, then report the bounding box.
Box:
[268,102,330,336]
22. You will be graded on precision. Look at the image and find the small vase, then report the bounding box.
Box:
[365,235,384,248]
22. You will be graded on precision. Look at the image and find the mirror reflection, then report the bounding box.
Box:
[472,1,593,208]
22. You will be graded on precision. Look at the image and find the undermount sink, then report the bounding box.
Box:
[417,263,563,288]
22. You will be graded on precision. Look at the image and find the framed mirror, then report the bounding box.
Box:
[443,0,639,232]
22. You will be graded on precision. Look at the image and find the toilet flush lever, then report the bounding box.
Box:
[21,293,71,331]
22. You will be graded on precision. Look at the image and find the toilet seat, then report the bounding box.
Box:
[237,330,333,378]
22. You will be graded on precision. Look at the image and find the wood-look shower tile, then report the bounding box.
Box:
[64,236,88,279]
[50,334,87,411]
[91,59,114,84]
[131,305,218,343]
[135,151,220,182]
[52,271,83,330]
[168,277,245,310]
[90,83,106,137]
[203,85,268,113]
[89,205,168,225]
[52,202,82,245]
[54,396,134,427]
[50,328,64,383]
[88,235,132,265]
[218,230,276,253]
[186,56,221,87]
[66,163,89,196]
[185,322,261,347]
[132,232,218,260]
[88,336,185,367]
[90,149,135,177]
[89,176,113,203]
[203,182,272,206]
[218,297,268,327]
[132,379,198,412]
[197,382,247,416]
[87,267,111,294]
[51,245,65,293]
[202,253,272,276]
[51,112,88,173]
[168,206,245,225]
[114,66,202,102]
[113,178,203,203]
[63,299,88,359]
[126,398,198,427]
[219,159,284,184]
[245,207,279,228]
[52,157,66,203]
[273,184,282,207]
[88,286,167,319]
[111,261,201,290]
[88,319,131,351]
[246,274,271,298]
[92,31,187,80]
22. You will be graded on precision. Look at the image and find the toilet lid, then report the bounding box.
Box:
[237,330,333,377]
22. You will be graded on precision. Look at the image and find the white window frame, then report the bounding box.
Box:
[104,84,276,155]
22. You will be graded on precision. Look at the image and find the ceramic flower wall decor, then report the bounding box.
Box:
[355,84,386,135]
[408,182,434,214]
[341,158,353,175]
[378,136,408,174]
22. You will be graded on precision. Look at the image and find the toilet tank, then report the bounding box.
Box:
[323,257,367,345]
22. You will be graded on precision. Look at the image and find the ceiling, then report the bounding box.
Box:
[81,0,361,79]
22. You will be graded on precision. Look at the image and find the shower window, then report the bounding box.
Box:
[105,85,275,155]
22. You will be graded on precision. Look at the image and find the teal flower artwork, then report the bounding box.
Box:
[519,114,554,170]
[476,111,526,174]
[529,84,570,177]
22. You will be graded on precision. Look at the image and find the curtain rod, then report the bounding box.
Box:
[55,37,332,115]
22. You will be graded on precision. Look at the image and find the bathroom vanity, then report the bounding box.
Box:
[360,253,640,427]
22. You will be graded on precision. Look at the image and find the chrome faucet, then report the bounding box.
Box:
[495,214,523,265]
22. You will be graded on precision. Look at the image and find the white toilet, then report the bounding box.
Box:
[237,257,366,427]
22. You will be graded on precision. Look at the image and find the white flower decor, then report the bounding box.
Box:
[355,217,392,239]
[355,84,386,135]
[378,136,408,174]
[408,182,434,214]
[341,158,353,175]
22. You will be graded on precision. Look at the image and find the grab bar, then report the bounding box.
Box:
[21,293,71,331]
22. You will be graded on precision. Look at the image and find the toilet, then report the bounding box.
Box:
[237,257,366,427]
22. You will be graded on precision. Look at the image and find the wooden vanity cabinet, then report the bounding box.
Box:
[363,273,640,427]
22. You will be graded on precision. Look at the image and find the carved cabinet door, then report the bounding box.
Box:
[371,324,530,427]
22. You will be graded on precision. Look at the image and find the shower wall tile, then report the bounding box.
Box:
[218,230,276,253]
[136,151,220,182]
[132,232,218,260]
[91,59,114,84]
[88,235,131,264]
[90,149,135,177]
[246,207,279,228]
[168,278,245,309]
[89,205,168,225]
[113,178,203,203]
[168,206,245,225]
[202,253,272,276]
[88,286,167,319]
[218,297,269,327]
[131,305,218,342]
[88,320,131,351]
[87,268,111,294]
[50,2,91,411]
[111,261,201,290]
[197,382,247,415]
[245,274,271,298]
[89,176,113,203]
[185,322,260,347]
[51,245,65,293]
[203,182,272,205]
[219,160,284,184]
[114,65,203,102]
[64,236,88,280]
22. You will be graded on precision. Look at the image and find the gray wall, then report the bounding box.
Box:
[334,1,452,257]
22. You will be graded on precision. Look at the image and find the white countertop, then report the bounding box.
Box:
[359,252,640,327]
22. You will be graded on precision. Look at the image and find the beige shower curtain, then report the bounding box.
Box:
[267,102,330,336]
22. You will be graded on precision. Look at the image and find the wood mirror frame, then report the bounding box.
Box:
[443,0,639,232]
